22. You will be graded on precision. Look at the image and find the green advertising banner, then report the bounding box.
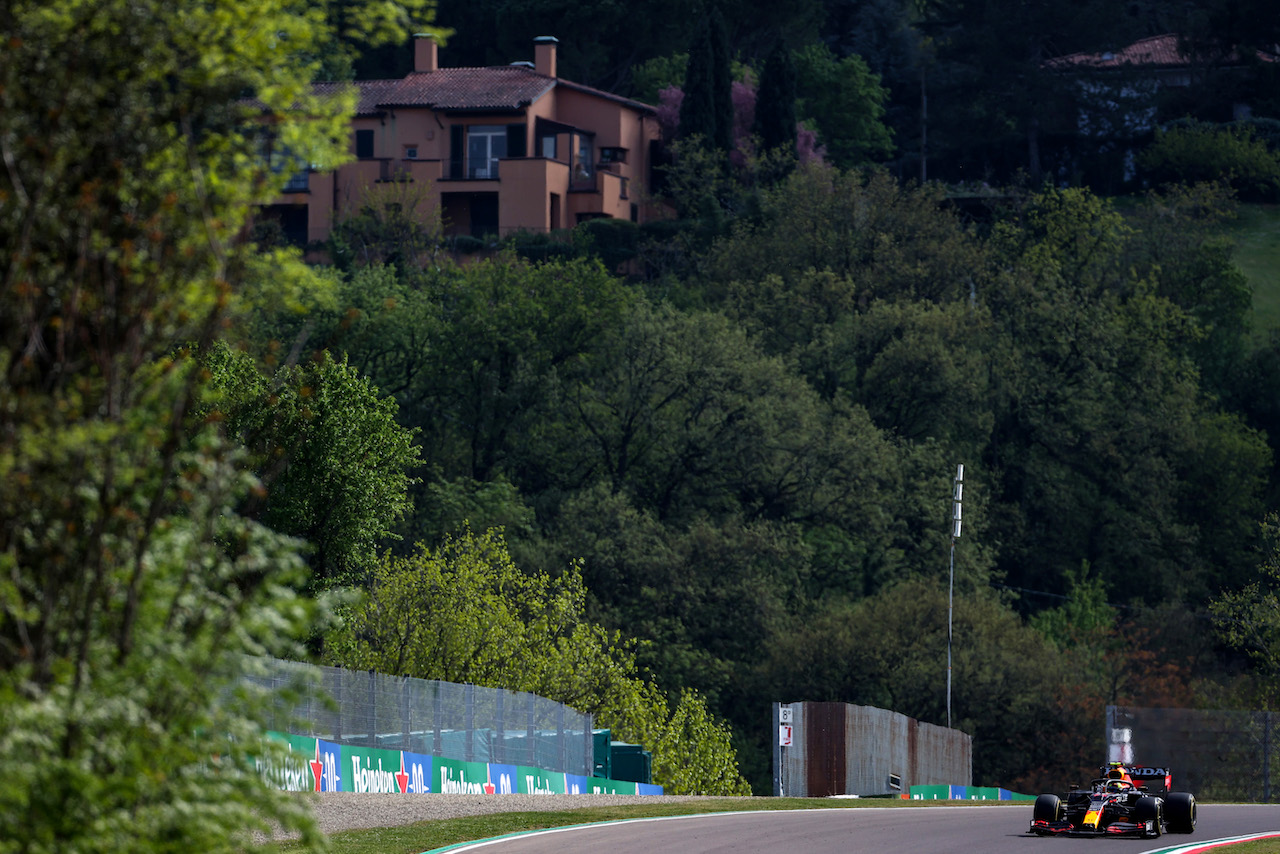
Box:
[435,756,496,794]
[517,766,566,795]
[343,743,408,793]
[258,732,317,792]
[587,777,638,795]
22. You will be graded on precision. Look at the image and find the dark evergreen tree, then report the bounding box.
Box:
[679,8,734,152]
[754,37,798,155]
[679,15,719,143]
[708,9,735,152]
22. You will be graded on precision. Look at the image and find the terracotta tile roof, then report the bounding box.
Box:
[313,80,400,116]
[1047,33,1276,70]
[1047,34,1184,69]
[314,66,655,117]
[381,67,556,110]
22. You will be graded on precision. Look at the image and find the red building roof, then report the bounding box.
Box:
[1047,34,1186,69]
[316,67,655,117]
[1047,33,1276,70]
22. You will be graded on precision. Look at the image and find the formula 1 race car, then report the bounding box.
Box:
[1029,763,1197,838]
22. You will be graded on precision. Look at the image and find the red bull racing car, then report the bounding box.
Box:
[1029,763,1197,838]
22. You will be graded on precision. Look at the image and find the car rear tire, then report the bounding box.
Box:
[1033,793,1062,828]
[1135,796,1162,838]
[1166,792,1197,834]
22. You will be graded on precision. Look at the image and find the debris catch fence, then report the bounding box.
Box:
[244,657,594,776]
[1108,705,1278,802]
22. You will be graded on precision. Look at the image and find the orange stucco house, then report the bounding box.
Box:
[265,35,661,245]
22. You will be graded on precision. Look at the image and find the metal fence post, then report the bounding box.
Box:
[368,670,377,746]
[464,682,475,762]
[495,688,505,765]
[772,702,782,797]
[1265,711,1272,804]
[557,704,566,772]
[433,681,443,757]
[400,675,410,752]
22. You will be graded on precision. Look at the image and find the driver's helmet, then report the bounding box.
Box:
[1106,764,1134,784]
[1105,779,1130,793]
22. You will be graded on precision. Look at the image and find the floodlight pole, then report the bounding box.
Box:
[948,464,963,730]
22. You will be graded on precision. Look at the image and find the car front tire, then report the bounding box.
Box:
[1135,796,1163,838]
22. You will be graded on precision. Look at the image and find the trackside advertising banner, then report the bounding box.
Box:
[260,733,436,794]
[261,732,661,795]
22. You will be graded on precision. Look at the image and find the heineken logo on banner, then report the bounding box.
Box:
[255,733,314,792]
[347,745,411,793]
[518,766,565,795]
[437,757,489,794]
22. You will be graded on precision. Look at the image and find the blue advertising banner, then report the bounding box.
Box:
[488,763,519,795]
[401,750,434,794]
[563,773,592,795]
[317,738,343,792]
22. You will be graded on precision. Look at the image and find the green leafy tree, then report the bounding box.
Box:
[1116,183,1249,402]
[703,164,981,321]
[1138,123,1280,203]
[0,0,432,849]
[549,299,899,529]
[404,256,634,481]
[793,43,894,168]
[1211,515,1280,707]
[632,53,690,104]
[326,528,751,794]
[201,343,422,588]
[983,187,1269,604]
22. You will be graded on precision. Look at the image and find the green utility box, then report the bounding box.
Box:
[609,741,653,785]
[592,729,612,779]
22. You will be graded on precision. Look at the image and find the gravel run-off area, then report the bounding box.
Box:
[305,792,732,837]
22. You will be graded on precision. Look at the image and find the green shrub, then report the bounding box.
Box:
[449,233,487,254]
[1139,122,1280,202]
[500,228,576,263]
[576,217,642,271]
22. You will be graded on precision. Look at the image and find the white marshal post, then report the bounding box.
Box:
[948,464,963,730]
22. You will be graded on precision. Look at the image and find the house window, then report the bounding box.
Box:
[541,134,557,159]
[404,145,419,160]
[573,134,594,185]
[467,125,507,179]
[282,169,310,193]
[600,146,627,164]
[355,129,374,159]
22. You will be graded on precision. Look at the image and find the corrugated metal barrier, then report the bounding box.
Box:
[773,701,972,797]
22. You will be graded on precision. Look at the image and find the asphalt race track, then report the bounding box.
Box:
[432,803,1280,854]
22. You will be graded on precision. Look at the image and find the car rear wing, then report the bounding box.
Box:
[1126,765,1173,793]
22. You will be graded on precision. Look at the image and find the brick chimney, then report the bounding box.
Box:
[414,33,438,72]
[534,36,558,77]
